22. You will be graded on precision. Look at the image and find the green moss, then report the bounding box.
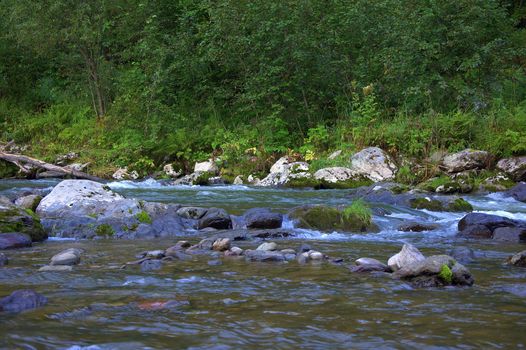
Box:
[391,184,411,194]
[87,213,99,219]
[95,224,115,237]
[447,198,473,212]
[438,264,453,284]
[194,171,214,185]
[409,198,445,211]
[285,177,320,188]
[289,204,376,232]
[316,178,373,190]
[136,210,152,224]
[417,176,472,193]
[0,207,47,241]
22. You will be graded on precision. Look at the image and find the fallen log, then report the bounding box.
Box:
[0,151,103,182]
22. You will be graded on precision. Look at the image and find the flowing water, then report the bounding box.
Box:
[1,179,526,349]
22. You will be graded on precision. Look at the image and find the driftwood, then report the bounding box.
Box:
[0,151,103,182]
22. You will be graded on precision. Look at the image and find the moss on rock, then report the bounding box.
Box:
[447,198,473,212]
[136,210,152,224]
[0,207,47,242]
[95,224,115,237]
[288,204,377,232]
[409,198,445,211]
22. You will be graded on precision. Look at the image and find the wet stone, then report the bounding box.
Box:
[0,289,48,313]
[140,259,163,272]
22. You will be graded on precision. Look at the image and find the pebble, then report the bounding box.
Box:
[256,242,277,251]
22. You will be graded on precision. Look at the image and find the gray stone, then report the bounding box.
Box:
[0,233,32,250]
[112,167,139,180]
[497,156,526,181]
[0,289,48,313]
[14,195,42,211]
[448,247,475,264]
[506,251,526,267]
[258,157,311,187]
[442,149,489,173]
[212,238,231,252]
[198,208,232,230]
[350,147,397,182]
[507,183,526,203]
[140,259,162,272]
[314,167,356,183]
[493,227,526,242]
[244,208,283,229]
[50,248,82,266]
[244,250,285,262]
[39,265,73,272]
[256,242,277,251]
[176,207,208,220]
[194,159,218,174]
[387,244,425,272]
[233,176,244,185]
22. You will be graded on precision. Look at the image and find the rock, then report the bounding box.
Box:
[208,176,225,185]
[112,167,139,180]
[393,255,474,287]
[441,149,489,173]
[247,175,260,185]
[328,150,342,160]
[0,290,48,313]
[208,259,222,266]
[308,251,324,260]
[297,252,310,264]
[0,196,47,242]
[506,251,526,267]
[448,247,475,264]
[140,259,163,272]
[397,222,439,232]
[258,157,311,187]
[497,156,526,181]
[492,227,526,242]
[194,159,218,174]
[0,233,32,250]
[14,195,42,211]
[387,244,425,272]
[244,250,285,262]
[351,257,390,273]
[480,174,514,192]
[50,248,82,266]
[233,176,244,185]
[163,164,182,178]
[350,147,397,182]
[198,208,232,230]
[409,197,473,212]
[212,238,231,252]
[313,167,356,183]
[244,208,283,229]
[0,253,8,265]
[288,205,376,232]
[176,207,208,220]
[166,241,191,255]
[39,265,73,272]
[281,249,296,254]
[298,243,312,253]
[225,246,244,257]
[457,213,525,240]
[256,242,277,251]
[507,183,526,203]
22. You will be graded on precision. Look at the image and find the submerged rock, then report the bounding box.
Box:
[393,255,474,287]
[0,290,48,313]
[244,249,286,262]
[497,156,526,182]
[140,259,163,272]
[397,222,439,232]
[350,147,397,182]
[198,208,232,230]
[350,257,390,273]
[441,149,489,173]
[0,233,32,250]
[288,205,376,232]
[506,251,526,267]
[14,195,42,211]
[244,208,283,229]
[448,247,476,264]
[387,244,425,272]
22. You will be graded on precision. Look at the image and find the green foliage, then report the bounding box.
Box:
[438,264,453,284]
[342,200,372,227]
[136,211,152,225]
[95,224,115,237]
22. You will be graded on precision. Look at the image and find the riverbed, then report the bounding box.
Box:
[1,179,525,349]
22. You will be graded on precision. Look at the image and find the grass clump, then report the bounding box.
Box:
[342,199,372,228]
[95,224,115,237]
[447,198,473,212]
[136,210,152,224]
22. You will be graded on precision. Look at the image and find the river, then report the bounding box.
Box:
[1,179,525,349]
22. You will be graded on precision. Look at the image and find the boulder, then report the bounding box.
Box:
[448,247,475,264]
[313,167,356,183]
[258,157,311,187]
[497,156,526,181]
[197,208,232,230]
[0,196,47,242]
[0,290,48,313]
[256,242,277,251]
[350,147,397,182]
[288,205,376,232]
[0,233,32,250]
[112,167,139,180]
[350,257,390,273]
[233,176,244,185]
[492,227,526,242]
[212,238,231,252]
[387,244,425,272]
[176,207,208,220]
[506,251,526,267]
[50,248,82,266]
[457,213,525,240]
[393,255,474,287]
[194,159,218,174]
[163,164,182,178]
[397,222,439,232]
[225,246,244,257]
[507,183,526,203]
[441,149,489,173]
[14,195,42,211]
[244,208,283,229]
[140,259,163,272]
